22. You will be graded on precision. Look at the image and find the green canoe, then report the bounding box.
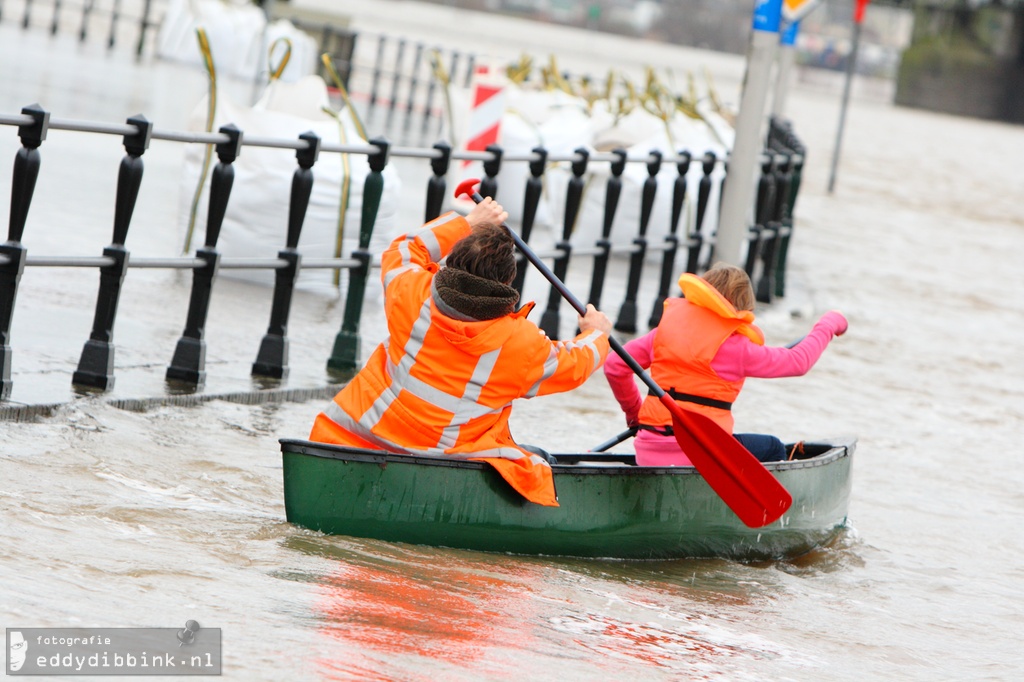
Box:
[280,437,855,561]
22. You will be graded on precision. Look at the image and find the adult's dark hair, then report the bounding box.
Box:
[445,223,517,285]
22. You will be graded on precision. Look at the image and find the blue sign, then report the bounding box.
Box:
[752,0,783,33]
[781,19,801,46]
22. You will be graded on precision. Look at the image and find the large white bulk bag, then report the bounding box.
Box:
[177,75,402,296]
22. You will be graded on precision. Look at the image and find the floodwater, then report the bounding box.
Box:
[3,3,1024,680]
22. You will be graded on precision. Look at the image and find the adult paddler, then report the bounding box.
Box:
[309,197,613,506]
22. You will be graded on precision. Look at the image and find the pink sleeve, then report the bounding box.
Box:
[712,317,840,381]
[603,330,656,425]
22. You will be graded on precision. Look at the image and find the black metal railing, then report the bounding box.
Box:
[0,104,803,402]
[1,0,165,56]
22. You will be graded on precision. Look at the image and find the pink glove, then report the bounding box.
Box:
[818,310,848,337]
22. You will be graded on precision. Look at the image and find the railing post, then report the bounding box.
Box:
[404,42,424,130]
[685,151,716,274]
[424,141,450,222]
[511,146,547,296]
[136,0,153,58]
[385,38,406,129]
[328,137,389,377]
[252,131,321,379]
[479,144,502,200]
[165,124,242,387]
[368,34,387,111]
[586,148,626,311]
[436,50,461,136]
[746,154,775,278]
[757,153,791,304]
[0,104,48,400]
[615,149,661,333]
[776,150,803,298]
[107,0,120,49]
[78,0,91,41]
[72,114,152,391]
[50,0,60,35]
[649,150,691,328]
[540,147,587,338]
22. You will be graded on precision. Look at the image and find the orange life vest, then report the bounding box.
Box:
[637,273,764,433]
[309,212,609,507]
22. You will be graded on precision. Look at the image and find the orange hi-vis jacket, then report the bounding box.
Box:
[309,211,610,506]
[637,273,765,434]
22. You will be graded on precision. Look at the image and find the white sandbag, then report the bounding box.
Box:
[156,0,267,79]
[257,20,321,83]
[570,108,729,267]
[177,75,403,297]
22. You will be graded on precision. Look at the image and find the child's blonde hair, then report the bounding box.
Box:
[702,263,755,312]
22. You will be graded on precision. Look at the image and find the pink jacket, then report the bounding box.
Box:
[603,311,847,465]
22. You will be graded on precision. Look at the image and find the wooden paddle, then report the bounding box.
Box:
[455,179,792,527]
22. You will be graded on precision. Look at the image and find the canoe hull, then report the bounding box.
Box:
[280,438,855,561]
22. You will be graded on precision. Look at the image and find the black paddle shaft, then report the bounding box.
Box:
[591,426,638,453]
[464,189,669,401]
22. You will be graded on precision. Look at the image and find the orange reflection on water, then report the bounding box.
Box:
[312,555,538,676]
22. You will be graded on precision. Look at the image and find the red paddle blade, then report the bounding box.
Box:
[662,395,792,527]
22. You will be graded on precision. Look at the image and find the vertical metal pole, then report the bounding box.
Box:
[50,0,60,35]
[328,137,389,377]
[540,148,588,339]
[78,0,92,42]
[368,34,387,111]
[745,154,774,278]
[775,137,804,298]
[421,49,440,139]
[73,115,153,391]
[586,148,626,310]
[757,153,791,303]
[511,147,547,296]
[827,0,870,194]
[615,150,662,333]
[649,151,691,328]
[404,42,424,130]
[107,0,120,49]
[135,0,153,58]
[385,39,406,130]
[0,105,48,400]
[479,144,502,200]
[252,132,320,379]
[166,125,242,388]
[423,141,451,222]
[685,151,716,274]
[715,0,783,268]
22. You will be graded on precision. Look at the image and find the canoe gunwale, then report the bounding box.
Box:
[278,437,854,476]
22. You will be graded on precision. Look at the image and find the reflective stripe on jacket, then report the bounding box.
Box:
[309,211,609,506]
[637,274,764,433]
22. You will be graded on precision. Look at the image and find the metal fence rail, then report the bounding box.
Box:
[0,103,803,401]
